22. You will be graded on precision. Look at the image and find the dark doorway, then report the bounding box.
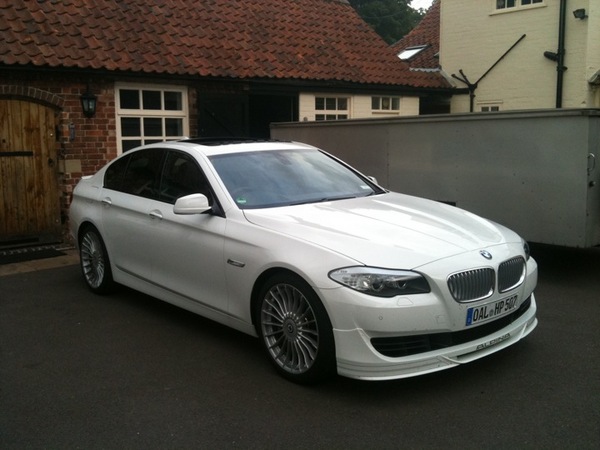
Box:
[248,94,298,138]
[198,93,249,137]
[197,92,298,139]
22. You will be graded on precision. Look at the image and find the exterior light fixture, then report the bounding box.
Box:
[80,83,97,118]
[572,9,587,20]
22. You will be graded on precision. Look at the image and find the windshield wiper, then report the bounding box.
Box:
[286,195,358,206]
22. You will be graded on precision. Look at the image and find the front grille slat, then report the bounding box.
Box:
[498,256,526,293]
[447,255,526,302]
[448,268,494,302]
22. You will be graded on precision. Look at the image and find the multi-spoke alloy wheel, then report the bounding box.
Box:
[79,227,114,294]
[257,273,335,383]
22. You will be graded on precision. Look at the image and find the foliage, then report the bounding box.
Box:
[349,0,426,44]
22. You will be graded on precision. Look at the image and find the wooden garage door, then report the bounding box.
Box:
[0,99,61,247]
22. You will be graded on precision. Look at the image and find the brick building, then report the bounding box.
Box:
[0,0,451,247]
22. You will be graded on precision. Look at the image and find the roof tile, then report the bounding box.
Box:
[1,0,449,88]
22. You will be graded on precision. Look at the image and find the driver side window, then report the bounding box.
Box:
[159,151,211,205]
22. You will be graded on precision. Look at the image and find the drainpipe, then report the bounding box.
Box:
[556,0,567,108]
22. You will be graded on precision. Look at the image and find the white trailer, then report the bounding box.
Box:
[271,109,600,247]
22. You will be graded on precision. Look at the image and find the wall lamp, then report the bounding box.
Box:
[80,83,97,118]
[573,9,588,20]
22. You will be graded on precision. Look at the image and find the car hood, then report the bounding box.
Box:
[243,193,519,269]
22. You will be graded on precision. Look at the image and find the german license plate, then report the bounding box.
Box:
[466,295,519,326]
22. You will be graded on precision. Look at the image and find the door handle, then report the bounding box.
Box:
[101,197,112,207]
[149,210,163,220]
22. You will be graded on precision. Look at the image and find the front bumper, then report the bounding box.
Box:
[333,293,537,380]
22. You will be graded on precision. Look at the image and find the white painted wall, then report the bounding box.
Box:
[299,93,420,121]
[440,0,598,111]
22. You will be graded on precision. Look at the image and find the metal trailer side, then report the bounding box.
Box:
[271,109,600,247]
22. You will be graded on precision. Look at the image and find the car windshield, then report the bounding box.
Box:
[209,149,381,209]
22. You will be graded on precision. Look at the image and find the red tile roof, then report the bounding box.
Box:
[1,0,449,89]
[392,0,440,71]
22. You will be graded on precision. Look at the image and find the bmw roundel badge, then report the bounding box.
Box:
[480,250,493,260]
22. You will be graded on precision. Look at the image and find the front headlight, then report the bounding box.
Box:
[328,267,430,297]
[522,239,531,261]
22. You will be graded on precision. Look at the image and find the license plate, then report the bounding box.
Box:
[466,295,519,326]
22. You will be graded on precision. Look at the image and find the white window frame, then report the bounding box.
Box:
[494,0,544,13]
[115,83,189,154]
[314,96,350,121]
[478,101,503,112]
[371,96,401,114]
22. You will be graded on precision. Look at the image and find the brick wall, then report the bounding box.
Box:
[1,71,198,244]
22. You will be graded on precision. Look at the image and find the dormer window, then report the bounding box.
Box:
[398,45,427,61]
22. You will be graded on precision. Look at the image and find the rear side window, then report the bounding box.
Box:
[104,148,164,199]
[104,155,130,191]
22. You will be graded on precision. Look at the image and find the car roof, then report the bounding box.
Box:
[140,138,317,157]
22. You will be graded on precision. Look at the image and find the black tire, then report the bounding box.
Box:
[256,272,336,384]
[78,226,114,294]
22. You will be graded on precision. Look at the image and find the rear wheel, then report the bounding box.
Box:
[256,273,336,384]
[79,226,114,294]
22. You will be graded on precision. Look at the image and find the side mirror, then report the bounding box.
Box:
[173,193,212,215]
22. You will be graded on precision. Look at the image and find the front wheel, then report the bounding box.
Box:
[256,273,336,384]
[79,226,114,294]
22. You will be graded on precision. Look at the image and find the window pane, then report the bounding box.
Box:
[144,139,162,145]
[381,98,390,110]
[326,114,337,120]
[123,148,163,199]
[104,155,130,191]
[142,90,162,110]
[165,118,183,136]
[164,91,183,110]
[121,117,141,136]
[122,140,141,152]
[316,114,325,121]
[119,90,139,109]
[337,114,348,120]
[315,98,325,110]
[144,117,163,136]
[372,97,380,109]
[325,98,336,110]
[338,98,348,110]
[392,98,400,110]
[160,152,210,204]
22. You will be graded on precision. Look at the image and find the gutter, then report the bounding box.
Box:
[556,0,567,108]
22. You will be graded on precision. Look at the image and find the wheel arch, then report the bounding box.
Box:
[250,266,336,326]
[76,220,100,246]
[250,267,298,327]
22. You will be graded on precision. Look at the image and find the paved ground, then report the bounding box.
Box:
[0,244,599,449]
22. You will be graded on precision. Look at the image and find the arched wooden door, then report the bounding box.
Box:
[0,99,61,247]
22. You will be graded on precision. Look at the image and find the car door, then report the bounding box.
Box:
[144,150,229,312]
[100,147,165,281]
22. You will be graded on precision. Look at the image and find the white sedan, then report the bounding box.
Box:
[69,139,538,383]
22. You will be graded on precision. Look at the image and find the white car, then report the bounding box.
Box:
[69,139,538,383]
